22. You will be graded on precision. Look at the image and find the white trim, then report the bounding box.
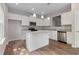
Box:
[0,38,5,45]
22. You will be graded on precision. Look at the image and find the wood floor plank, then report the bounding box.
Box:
[4,39,79,55]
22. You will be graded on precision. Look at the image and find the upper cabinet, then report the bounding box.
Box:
[61,12,72,25]
[8,13,30,26]
[29,17,50,26]
[8,13,22,20]
[8,13,51,26]
[22,16,29,26]
[36,19,43,26]
[42,18,50,26]
[37,18,50,26]
[29,16,36,22]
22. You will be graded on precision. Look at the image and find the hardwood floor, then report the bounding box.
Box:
[4,39,79,55]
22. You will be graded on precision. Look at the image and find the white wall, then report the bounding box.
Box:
[0,3,8,55]
[0,4,4,39]
[8,20,22,41]
[1,4,8,40]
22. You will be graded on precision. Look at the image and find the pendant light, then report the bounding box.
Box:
[41,15,44,19]
[33,13,36,17]
[32,8,36,17]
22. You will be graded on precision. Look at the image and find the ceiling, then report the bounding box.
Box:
[6,3,71,17]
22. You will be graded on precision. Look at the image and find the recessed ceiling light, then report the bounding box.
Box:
[41,15,44,19]
[15,3,19,5]
[47,17,50,20]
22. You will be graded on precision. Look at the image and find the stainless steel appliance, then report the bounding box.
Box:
[30,22,36,26]
[57,31,67,43]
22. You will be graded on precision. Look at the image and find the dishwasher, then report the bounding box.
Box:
[57,31,67,44]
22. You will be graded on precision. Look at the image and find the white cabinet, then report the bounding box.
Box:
[49,31,57,41]
[36,19,50,26]
[42,19,50,26]
[61,12,72,25]
[8,13,30,26]
[8,13,22,20]
[8,13,16,20]
[22,17,29,26]
[36,19,43,26]
[67,32,72,44]
[29,17,36,22]
[8,13,51,26]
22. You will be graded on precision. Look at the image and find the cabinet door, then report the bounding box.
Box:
[42,19,50,26]
[8,13,22,20]
[36,19,43,26]
[49,31,57,40]
[29,17,36,22]
[22,17,29,26]
[53,31,57,40]
[61,12,72,25]
[67,32,72,44]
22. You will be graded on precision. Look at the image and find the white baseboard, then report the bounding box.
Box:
[8,38,25,42]
[72,45,78,48]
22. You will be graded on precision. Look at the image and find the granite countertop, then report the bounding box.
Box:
[22,27,72,32]
[39,27,72,32]
[40,29,72,32]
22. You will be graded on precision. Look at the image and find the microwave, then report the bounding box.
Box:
[30,22,36,26]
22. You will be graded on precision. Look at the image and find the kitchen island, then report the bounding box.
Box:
[26,30,49,52]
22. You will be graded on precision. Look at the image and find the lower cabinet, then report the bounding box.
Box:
[49,31,72,44]
[67,32,72,44]
[49,31,57,41]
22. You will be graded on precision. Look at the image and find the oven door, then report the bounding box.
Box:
[58,31,67,43]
